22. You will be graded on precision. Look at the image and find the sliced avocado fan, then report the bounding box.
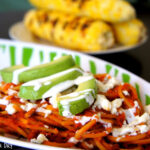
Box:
[19,67,83,100]
[0,55,75,84]
[1,54,97,117]
[58,75,97,116]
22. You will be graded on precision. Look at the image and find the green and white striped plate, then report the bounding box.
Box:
[0,38,150,150]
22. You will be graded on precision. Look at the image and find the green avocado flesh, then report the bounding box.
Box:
[58,77,97,116]
[19,67,83,100]
[1,54,97,117]
[0,55,75,83]
[0,65,25,83]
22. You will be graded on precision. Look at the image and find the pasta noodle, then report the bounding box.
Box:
[0,74,150,149]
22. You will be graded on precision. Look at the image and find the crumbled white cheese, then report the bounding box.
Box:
[75,116,91,125]
[0,98,9,105]
[92,95,123,114]
[68,137,80,144]
[116,137,121,142]
[41,104,48,108]
[44,125,49,128]
[111,98,123,114]
[91,114,99,121]
[112,126,134,137]
[100,120,112,128]
[20,98,26,103]
[124,108,136,124]
[94,113,112,128]
[136,125,149,134]
[96,77,120,92]
[36,107,52,118]
[40,98,46,104]
[105,131,109,134]
[92,94,111,111]
[8,89,17,95]
[99,118,112,128]
[20,103,37,112]
[31,134,48,144]
[124,101,140,123]
[84,142,94,149]
[112,112,150,137]
[129,112,149,126]
[5,104,17,115]
[122,90,130,96]
[134,101,140,109]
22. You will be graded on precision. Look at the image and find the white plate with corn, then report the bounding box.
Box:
[9,0,148,54]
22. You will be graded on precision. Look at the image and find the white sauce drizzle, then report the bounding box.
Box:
[60,89,95,98]
[22,68,83,87]
[42,74,94,99]
[12,67,31,84]
[33,83,42,91]
[42,80,74,99]
[49,94,59,108]
[61,92,95,117]
[74,75,93,85]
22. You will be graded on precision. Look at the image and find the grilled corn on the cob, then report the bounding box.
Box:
[24,9,115,52]
[29,0,135,23]
[112,19,146,46]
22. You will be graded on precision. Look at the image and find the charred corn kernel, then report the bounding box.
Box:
[29,0,135,23]
[24,9,115,52]
[112,19,146,46]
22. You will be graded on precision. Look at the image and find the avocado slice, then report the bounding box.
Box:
[0,65,25,83]
[58,76,97,116]
[19,67,83,100]
[0,55,75,84]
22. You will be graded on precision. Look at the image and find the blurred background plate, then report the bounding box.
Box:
[9,21,148,55]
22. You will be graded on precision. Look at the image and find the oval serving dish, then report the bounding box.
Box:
[0,38,150,150]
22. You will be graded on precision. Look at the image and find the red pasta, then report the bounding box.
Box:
[0,74,149,149]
